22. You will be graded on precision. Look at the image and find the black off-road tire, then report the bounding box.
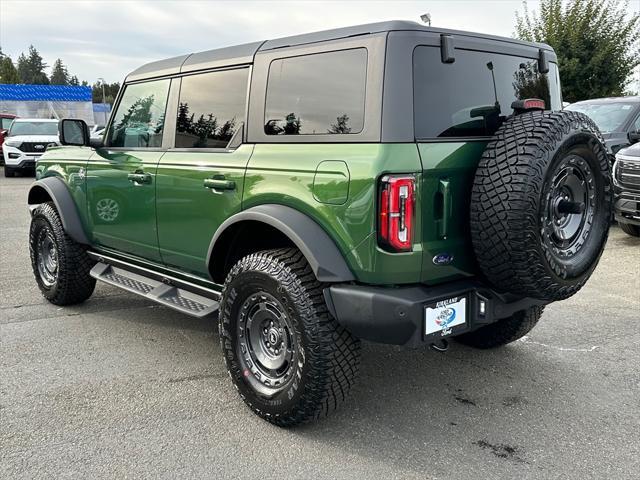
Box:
[29,202,96,305]
[4,166,15,177]
[455,306,543,349]
[471,111,612,301]
[619,222,640,237]
[219,248,361,427]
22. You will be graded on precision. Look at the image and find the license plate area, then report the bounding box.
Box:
[424,295,468,341]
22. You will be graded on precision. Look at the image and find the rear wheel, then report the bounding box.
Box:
[219,248,360,427]
[619,222,640,237]
[29,202,96,305]
[455,306,543,349]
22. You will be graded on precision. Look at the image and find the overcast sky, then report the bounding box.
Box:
[1,0,639,88]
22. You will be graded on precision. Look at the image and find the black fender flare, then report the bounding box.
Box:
[208,204,355,283]
[28,177,90,245]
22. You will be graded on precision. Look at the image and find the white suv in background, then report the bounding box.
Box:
[3,119,60,177]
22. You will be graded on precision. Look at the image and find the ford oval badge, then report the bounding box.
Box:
[433,253,454,266]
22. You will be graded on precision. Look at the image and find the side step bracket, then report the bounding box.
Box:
[90,262,219,318]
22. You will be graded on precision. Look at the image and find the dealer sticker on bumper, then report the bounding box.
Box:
[425,296,467,337]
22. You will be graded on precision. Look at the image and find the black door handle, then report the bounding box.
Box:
[204,177,236,191]
[127,172,152,184]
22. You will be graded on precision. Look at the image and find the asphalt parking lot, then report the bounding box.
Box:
[0,174,638,479]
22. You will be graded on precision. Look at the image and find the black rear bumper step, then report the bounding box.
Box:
[324,280,548,348]
[89,258,219,318]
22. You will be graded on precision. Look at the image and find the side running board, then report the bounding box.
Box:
[90,261,219,318]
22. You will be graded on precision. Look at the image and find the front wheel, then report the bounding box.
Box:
[29,202,96,305]
[3,166,15,177]
[219,248,361,427]
[619,222,640,237]
[455,306,544,349]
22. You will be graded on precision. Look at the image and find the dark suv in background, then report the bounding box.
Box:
[613,142,640,237]
[566,96,640,155]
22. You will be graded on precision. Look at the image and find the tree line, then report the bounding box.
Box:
[516,0,638,101]
[0,45,120,105]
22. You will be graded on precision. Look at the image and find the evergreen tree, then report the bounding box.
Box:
[217,118,236,142]
[0,48,20,84]
[176,103,191,132]
[516,0,640,101]
[283,113,301,134]
[69,75,79,86]
[50,58,69,85]
[328,114,352,134]
[92,81,120,105]
[16,45,49,84]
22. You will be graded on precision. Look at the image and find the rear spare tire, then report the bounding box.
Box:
[471,110,612,301]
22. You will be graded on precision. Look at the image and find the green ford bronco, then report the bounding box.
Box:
[28,21,612,426]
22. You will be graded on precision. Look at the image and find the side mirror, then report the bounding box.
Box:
[59,119,90,146]
[0,129,7,139]
[628,131,640,144]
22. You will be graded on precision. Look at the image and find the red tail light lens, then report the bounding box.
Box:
[378,175,415,252]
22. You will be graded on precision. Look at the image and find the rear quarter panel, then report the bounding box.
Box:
[244,143,424,284]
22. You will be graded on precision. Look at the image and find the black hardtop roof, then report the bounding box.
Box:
[126,20,554,82]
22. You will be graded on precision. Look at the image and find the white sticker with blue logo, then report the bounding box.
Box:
[425,297,467,336]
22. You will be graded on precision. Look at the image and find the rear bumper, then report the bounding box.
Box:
[324,280,547,347]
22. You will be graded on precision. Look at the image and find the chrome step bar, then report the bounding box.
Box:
[88,255,219,318]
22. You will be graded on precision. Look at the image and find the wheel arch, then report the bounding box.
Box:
[208,204,355,284]
[28,177,89,245]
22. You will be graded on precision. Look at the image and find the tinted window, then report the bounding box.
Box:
[566,102,638,133]
[107,79,170,148]
[413,47,561,138]
[264,49,367,135]
[176,69,248,148]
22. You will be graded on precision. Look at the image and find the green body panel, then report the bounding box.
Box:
[35,146,93,232]
[155,145,253,275]
[244,143,424,284]
[312,160,350,205]
[417,142,487,284]
[34,140,485,288]
[86,149,163,262]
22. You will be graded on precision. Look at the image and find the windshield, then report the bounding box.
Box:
[9,121,58,136]
[1,118,14,130]
[565,102,636,133]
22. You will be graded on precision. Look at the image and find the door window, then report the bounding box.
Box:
[107,79,170,148]
[264,49,367,135]
[175,68,249,149]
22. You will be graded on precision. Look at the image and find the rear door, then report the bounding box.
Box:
[155,68,252,277]
[412,46,562,284]
[87,78,171,262]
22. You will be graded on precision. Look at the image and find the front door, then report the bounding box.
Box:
[86,78,171,262]
[155,68,252,276]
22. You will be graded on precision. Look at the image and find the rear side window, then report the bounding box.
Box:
[264,49,367,135]
[413,46,561,139]
[108,79,170,148]
[175,68,248,148]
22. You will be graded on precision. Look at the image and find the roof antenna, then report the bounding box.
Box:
[486,61,500,110]
[420,13,431,26]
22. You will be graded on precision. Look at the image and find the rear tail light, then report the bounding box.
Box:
[378,175,415,252]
